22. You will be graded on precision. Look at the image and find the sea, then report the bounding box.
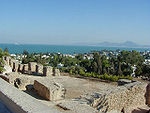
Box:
[0,44,150,54]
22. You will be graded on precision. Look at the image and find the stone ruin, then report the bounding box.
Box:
[34,80,66,101]
[2,56,149,113]
[4,56,10,64]
[75,81,147,113]
[14,77,30,90]
[3,56,61,77]
[12,61,19,72]
[36,64,43,75]
[43,66,53,76]
[54,69,61,76]
[18,64,23,72]
[22,64,28,74]
[28,62,37,74]
[9,58,13,68]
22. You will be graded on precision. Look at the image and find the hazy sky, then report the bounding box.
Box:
[0,0,150,45]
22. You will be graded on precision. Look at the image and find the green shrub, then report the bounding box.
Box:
[79,69,85,76]
[69,69,73,74]
[0,66,4,73]
[78,71,133,82]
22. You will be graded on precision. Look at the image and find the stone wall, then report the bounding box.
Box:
[43,66,53,76]
[0,78,60,113]
[28,62,37,74]
[36,64,43,75]
[18,64,23,72]
[22,64,28,74]
[4,56,10,64]
[12,61,19,72]
[9,58,13,67]
[79,81,147,113]
[0,75,10,83]
[3,56,61,76]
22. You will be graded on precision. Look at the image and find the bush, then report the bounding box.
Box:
[79,69,85,76]
[98,74,120,82]
[69,69,73,74]
[0,66,4,73]
[77,71,133,82]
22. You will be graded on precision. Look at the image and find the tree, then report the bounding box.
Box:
[23,50,29,55]
[93,53,102,74]
[135,65,142,76]
[117,62,123,76]
[97,58,102,74]
[4,48,9,53]
[93,62,98,73]
[0,66,4,73]
[80,59,91,72]
[0,48,5,73]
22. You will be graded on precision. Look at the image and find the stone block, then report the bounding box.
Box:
[14,77,30,90]
[4,56,10,64]
[36,64,43,75]
[9,59,14,68]
[34,80,66,101]
[54,69,61,76]
[43,66,53,76]
[0,75,9,83]
[22,64,28,74]
[117,79,132,86]
[12,61,19,72]
[28,62,37,74]
[26,84,34,91]
[18,64,23,72]
[0,78,60,113]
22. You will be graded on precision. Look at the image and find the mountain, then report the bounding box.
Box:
[94,41,150,48]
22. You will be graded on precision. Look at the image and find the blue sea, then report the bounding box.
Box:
[0,44,150,54]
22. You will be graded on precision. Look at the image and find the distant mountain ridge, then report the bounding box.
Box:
[94,41,150,48]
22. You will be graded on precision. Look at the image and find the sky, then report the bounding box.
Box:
[0,0,150,45]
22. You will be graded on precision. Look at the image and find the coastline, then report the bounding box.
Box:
[0,44,150,54]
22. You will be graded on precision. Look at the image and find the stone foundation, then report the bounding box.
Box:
[79,81,147,113]
[34,80,66,101]
[14,77,30,90]
[3,57,62,77]
[0,78,60,113]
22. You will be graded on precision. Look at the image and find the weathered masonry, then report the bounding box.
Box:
[0,78,60,113]
[3,56,60,76]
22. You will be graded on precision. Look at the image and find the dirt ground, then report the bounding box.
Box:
[6,72,118,99]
